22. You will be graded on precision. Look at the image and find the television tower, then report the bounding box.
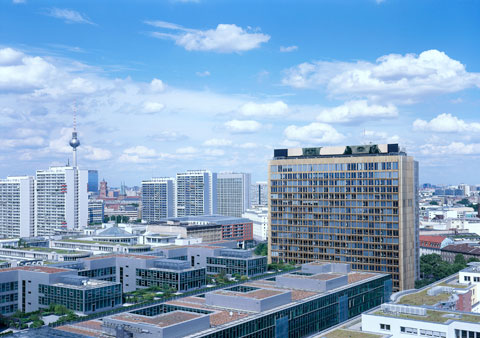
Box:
[69,104,81,167]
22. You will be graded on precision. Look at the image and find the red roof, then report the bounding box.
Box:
[419,235,447,248]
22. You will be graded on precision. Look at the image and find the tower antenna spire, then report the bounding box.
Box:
[69,101,80,167]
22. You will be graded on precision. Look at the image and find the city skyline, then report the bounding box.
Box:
[1,1,480,186]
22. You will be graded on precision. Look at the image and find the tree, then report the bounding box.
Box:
[103,215,110,223]
[454,253,467,267]
[458,198,470,206]
[121,216,129,223]
[254,243,268,256]
[116,215,122,224]
[30,320,44,328]
[110,215,116,221]
[429,201,439,205]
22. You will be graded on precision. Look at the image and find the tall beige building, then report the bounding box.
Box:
[268,144,419,291]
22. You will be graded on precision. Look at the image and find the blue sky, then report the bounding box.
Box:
[1,0,479,186]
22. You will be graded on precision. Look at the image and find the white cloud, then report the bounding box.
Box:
[284,122,344,144]
[363,130,400,143]
[205,149,225,156]
[239,101,288,117]
[13,0,26,4]
[47,8,95,25]
[155,131,186,142]
[203,138,232,147]
[119,146,157,163]
[238,142,257,149]
[420,142,480,156]
[0,48,23,66]
[280,45,298,53]
[150,78,166,92]
[282,50,480,102]
[413,113,480,133]
[147,21,270,53]
[225,120,262,133]
[196,70,210,77]
[143,101,165,113]
[317,100,398,123]
[0,137,44,149]
[83,146,112,160]
[176,146,197,154]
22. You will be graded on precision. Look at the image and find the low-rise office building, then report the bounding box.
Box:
[50,238,151,255]
[0,246,91,262]
[206,248,267,276]
[0,266,121,315]
[56,262,392,338]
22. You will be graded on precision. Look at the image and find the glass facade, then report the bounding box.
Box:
[136,268,206,291]
[206,256,267,276]
[79,267,116,281]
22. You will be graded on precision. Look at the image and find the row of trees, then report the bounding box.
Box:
[416,253,478,288]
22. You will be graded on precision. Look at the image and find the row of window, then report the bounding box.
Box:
[271,162,399,173]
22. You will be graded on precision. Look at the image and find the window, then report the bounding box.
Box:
[401,326,418,335]
[465,276,471,282]
[380,324,390,331]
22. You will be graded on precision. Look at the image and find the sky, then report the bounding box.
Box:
[0,0,479,186]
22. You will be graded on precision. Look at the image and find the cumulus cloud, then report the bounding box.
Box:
[280,45,298,52]
[225,120,262,133]
[363,130,400,143]
[284,122,344,144]
[47,8,95,25]
[83,146,112,161]
[0,137,44,149]
[154,131,187,142]
[413,113,480,133]
[239,101,288,117]
[282,50,480,102]
[146,20,270,53]
[316,100,398,123]
[176,146,197,154]
[420,142,480,156]
[205,149,225,156]
[150,78,166,92]
[119,146,157,163]
[203,138,232,147]
[143,101,165,113]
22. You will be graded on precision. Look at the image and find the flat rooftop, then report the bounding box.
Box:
[52,279,118,290]
[213,288,284,300]
[0,266,70,274]
[374,308,480,324]
[111,311,202,327]
[83,253,158,261]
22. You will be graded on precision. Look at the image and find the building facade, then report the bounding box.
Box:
[0,176,35,238]
[141,178,175,222]
[243,206,268,241]
[35,166,88,236]
[87,170,98,194]
[176,170,217,216]
[88,200,104,224]
[268,144,419,291]
[250,181,268,206]
[216,172,251,217]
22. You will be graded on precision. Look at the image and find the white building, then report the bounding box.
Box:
[216,172,250,217]
[141,178,175,222]
[35,166,88,236]
[176,170,217,216]
[0,176,35,238]
[243,206,268,241]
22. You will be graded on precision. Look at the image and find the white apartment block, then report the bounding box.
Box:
[35,166,88,236]
[0,176,35,238]
[250,181,268,206]
[216,172,251,218]
[243,206,268,241]
[176,170,217,216]
[141,178,175,222]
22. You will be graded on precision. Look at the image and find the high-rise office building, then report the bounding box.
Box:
[141,178,175,222]
[88,199,104,224]
[216,172,251,217]
[35,166,88,236]
[87,170,99,194]
[268,144,419,291]
[0,176,35,238]
[176,170,217,216]
[250,181,268,206]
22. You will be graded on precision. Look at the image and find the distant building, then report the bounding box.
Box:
[88,200,104,224]
[242,206,268,241]
[141,178,175,222]
[0,176,35,238]
[250,181,267,206]
[216,172,251,217]
[176,170,217,216]
[419,235,454,256]
[147,215,253,243]
[99,179,108,198]
[87,170,99,194]
[35,166,88,236]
